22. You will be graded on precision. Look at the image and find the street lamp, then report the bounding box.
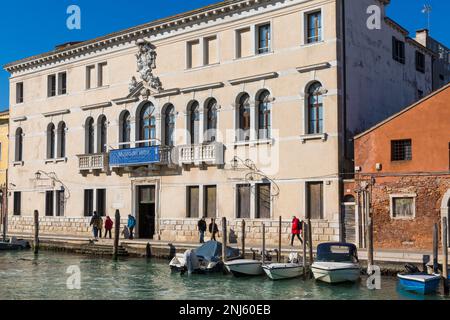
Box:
[35,171,42,181]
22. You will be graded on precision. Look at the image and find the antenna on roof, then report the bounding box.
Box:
[421,4,432,32]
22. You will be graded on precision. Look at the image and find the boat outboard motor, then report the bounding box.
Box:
[288,253,300,264]
[184,249,200,275]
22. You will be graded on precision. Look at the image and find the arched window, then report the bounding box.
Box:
[15,128,23,162]
[205,99,218,142]
[57,122,66,158]
[47,123,55,159]
[257,90,271,139]
[85,117,95,154]
[164,104,175,147]
[307,82,324,134]
[188,101,200,145]
[238,93,251,141]
[97,115,107,153]
[138,102,156,147]
[119,111,131,149]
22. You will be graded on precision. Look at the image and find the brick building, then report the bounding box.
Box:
[351,83,450,250]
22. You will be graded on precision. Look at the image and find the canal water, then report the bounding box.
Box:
[0,251,448,300]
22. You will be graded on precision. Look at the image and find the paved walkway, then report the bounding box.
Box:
[7,232,450,264]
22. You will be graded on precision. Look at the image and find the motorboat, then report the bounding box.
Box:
[169,241,240,274]
[263,253,305,280]
[398,274,441,295]
[0,237,31,251]
[397,264,441,295]
[311,242,361,284]
[224,259,264,277]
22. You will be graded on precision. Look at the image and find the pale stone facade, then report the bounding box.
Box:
[4,0,434,246]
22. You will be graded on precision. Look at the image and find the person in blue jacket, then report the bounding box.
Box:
[127,215,136,240]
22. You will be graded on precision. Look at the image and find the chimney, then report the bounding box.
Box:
[415,29,429,47]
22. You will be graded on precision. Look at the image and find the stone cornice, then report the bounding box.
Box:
[42,109,71,117]
[228,72,279,85]
[180,82,224,94]
[296,62,331,73]
[12,116,27,122]
[80,101,113,111]
[153,88,181,98]
[112,97,140,105]
[4,0,277,74]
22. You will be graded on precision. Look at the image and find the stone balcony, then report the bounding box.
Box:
[109,145,173,169]
[177,142,224,166]
[78,153,108,172]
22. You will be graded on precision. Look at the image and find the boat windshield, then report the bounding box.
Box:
[316,243,358,263]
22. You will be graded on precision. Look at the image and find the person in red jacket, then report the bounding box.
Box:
[291,216,303,246]
[104,216,114,239]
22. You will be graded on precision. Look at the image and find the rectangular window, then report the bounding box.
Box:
[415,51,425,73]
[257,23,271,54]
[84,189,94,217]
[306,182,323,220]
[237,184,251,219]
[96,189,106,217]
[13,192,21,216]
[86,65,95,89]
[48,75,56,97]
[187,186,200,218]
[391,197,415,219]
[204,186,217,218]
[98,62,108,87]
[392,37,406,64]
[16,82,24,104]
[204,36,218,65]
[45,191,54,217]
[391,139,412,161]
[306,11,322,44]
[186,40,201,69]
[236,27,252,58]
[256,183,271,219]
[58,72,67,95]
[56,190,65,217]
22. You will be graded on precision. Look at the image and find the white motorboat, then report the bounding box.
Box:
[311,242,361,284]
[262,253,305,280]
[224,259,264,277]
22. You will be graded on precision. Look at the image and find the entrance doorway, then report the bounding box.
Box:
[138,186,156,239]
[342,195,356,244]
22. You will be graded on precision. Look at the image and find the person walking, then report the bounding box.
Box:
[89,212,99,240]
[127,215,136,240]
[290,216,303,246]
[104,216,114,239]
[98,215,104,238]
[208,218,219,241]
[197,217,207,243]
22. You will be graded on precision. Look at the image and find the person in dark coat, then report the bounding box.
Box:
[197,217,207,243]
[89,211,100,240]
[290,216,303,246]
[208,218,219,241]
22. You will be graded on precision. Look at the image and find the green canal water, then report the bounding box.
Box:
[0,251,448,300]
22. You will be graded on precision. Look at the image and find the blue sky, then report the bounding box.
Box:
[0,0,448,110]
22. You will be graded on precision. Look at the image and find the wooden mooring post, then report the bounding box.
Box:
[113,210,120,261]
[241,219,246,259]
[302,220,307,279]
[262,223,266,264]
[307,219,313,268]
[433,223,439,273]
[222,217,227,262]
[33,210,39,254]
[278,216,282,262]
[442,217,449,294]
[367,217,374,267]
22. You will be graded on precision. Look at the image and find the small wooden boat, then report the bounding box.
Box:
[263,263,304,280]
[397,274,441,295]
[0,238,30,251]
[225,259,264,277]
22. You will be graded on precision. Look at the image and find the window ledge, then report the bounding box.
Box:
[391,216,415,221]
[86,85,110,92]
[45,157,68,164]
[13,161,24,167]
[301,40,325,48]
[300,133,328,143]
[47,93,69,100]
[233,138,273,147]
[233,51,275,62]
[184,62,220,73]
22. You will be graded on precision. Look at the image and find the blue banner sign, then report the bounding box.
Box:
[109,146,161,167]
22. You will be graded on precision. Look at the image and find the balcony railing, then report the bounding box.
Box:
[109,145,173,168]
[178,142,224,166]
[78,153,108,171]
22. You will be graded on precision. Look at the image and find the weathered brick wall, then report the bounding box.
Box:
[371,176,450,250]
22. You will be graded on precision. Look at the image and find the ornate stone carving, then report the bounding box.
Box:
[133,39,162,93]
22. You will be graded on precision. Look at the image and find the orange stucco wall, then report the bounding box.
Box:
[355,85,450,173]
